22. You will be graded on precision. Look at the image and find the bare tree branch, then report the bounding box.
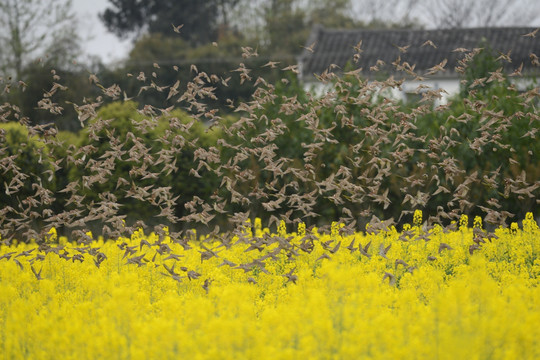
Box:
[0,0,79,79]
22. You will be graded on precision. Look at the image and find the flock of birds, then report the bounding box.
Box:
[0,28,539,281]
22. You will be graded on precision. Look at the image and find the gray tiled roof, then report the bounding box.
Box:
[299,26,540,81]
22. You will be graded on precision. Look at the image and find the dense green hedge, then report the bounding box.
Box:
[64,101,221,233]
[1,49,537,239]
[0,122,55,236]
[213,57,538,227]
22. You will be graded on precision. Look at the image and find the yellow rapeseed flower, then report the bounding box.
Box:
[0,215,538,359]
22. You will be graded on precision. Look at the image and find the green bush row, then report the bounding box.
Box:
[1,49,538,239]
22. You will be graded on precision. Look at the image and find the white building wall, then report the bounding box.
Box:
[303,76,536,105]
[303,78,461,105]
[400,78,460,105]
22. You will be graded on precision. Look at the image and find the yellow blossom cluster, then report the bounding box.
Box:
[0,213,539,359]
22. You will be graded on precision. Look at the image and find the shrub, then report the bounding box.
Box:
[66,101,221,235]
[0,122,55,239]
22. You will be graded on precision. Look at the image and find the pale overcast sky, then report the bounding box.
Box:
[73,0,133,65]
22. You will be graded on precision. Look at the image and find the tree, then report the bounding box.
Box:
[459,43,505,98]
[228,0,421,58]
[263,0,308,55]
[0,0,79,80]
[417,0,540,28]
[306,0,366,29]
[10,61,98,131]
[100,0,240,46]
[226,0,365,57]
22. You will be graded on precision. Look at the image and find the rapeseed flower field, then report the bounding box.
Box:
[1,212,539,359]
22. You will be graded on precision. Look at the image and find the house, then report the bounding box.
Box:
[298,26,540,103]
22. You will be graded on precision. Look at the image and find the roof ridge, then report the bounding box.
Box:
[318,25,539,32]
[299,25,540,80]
